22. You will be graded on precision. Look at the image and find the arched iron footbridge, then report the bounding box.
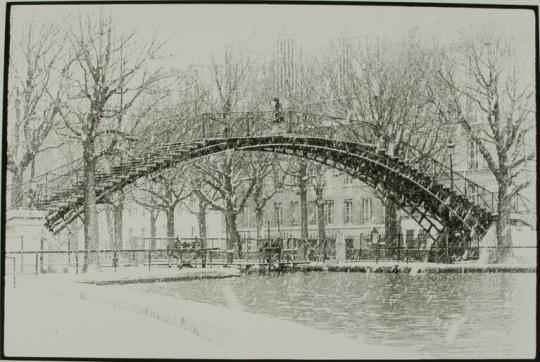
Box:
[33,111,533,251]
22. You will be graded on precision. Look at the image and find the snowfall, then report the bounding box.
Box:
[3,267,416,359]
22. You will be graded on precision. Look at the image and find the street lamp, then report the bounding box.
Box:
[447,138,456,190]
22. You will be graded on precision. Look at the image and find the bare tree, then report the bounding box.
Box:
[59,14,168,270]
[7,22,68,208]
[322,31,449,251]
[191,46,259,259]
[181,191,212,242]
[193,152,257,259]
[103,194,125,250]
[264,38,320,241]
[131,184,164,248]
[433,30,535,261]
[278,157,310,240]
[135,169,192,239]
[310,164,328,243]
[249,153,285,239]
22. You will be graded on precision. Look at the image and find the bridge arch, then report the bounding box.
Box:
[39,135,495,251]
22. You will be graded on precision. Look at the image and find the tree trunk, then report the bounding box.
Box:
[255,205,264,240]
[384,199,400,257]
[10,168,24,209]
[496,180,512,262]
[150,211,157,249]
[166,207,175,238]
[28,159,36,208]
[298,161,308,239]
[314,183,326,261]
[105,207,115,249]
[315,187,326,242]
[197,198,207,268]
[82,140,99,272]
[225,210,241,260]
[197,199,207,242]
[113,196,124,250]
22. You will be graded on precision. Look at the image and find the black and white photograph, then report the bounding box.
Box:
[1,1,537,359]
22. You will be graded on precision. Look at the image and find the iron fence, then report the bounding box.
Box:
[5,237,536,278]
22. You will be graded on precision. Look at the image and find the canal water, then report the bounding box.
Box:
[128,272,536,358]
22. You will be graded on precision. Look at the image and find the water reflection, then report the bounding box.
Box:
[129,272,535,358]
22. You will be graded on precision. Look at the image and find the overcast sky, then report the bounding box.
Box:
[11,4,535,67]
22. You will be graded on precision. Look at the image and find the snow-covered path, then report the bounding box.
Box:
[4,272,415,359]
[4,283,225,358]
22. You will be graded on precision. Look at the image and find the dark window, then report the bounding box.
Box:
[290,201,299,226]
[274,202,283,228]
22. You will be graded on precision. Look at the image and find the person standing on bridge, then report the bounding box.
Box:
[272,97,284,124]
[271,97,286,135]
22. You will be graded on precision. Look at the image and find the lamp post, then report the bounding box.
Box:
[448,139,455,190]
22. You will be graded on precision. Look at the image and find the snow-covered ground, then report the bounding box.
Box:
[73,265,240,284]
[4,283,225,358]
[4,272,415,359]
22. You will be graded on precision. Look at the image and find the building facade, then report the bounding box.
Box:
[236,170,386,252]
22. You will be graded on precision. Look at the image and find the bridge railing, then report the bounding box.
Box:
[34,167,84,207]
[29,110,533,219]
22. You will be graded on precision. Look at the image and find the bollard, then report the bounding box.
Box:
[35,252,39,275]
[75,251,79,274]
[148,250,151,271]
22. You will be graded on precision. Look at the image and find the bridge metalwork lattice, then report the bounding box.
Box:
[31,111,533,252]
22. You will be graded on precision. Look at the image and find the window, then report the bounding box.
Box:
[345,238,355,260]
[324,201,334,224]
[468,140,486,170]
[243,207,251,227]
[467,184,479,204]
[344,174,353,185]
[287,174,299,187]
[308,201,317,225]
[361,198,373,223]
[290,201,299,226]
[274,202,283,228]
[406,229,415,248]
[261,208,267,225]
[344,199,353,224]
